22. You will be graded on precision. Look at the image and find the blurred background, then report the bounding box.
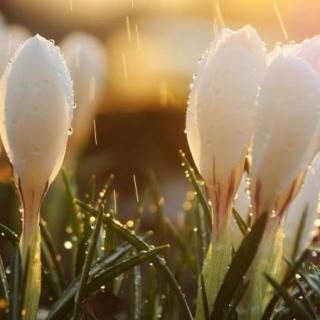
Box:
[0,0,320,235]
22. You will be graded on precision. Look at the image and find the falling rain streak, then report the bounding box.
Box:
[133,174,139,203]
[273,1,289,40]
[122,52,128,80]
[93,119,98,145]
[69,0,73,12]
[126,15,132,42]
[135,24,141,50]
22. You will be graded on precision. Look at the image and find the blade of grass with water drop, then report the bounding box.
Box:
[131,264,142,320]
[295,278,318,319]
[46,246,168,320]
[232,208,249,236]
[179,150,211,228]
[40,220,65,289]
[265,274,312,320]
[0,224,19,246]
[145,262,157,320]
[75,200,193,320]
[211,211,268,319]
[9,246,22,320]
[291,205,308,261]
[262,249,311,320]
[41,241,62,299]
[71,206,103,320]
[0,255,9,318]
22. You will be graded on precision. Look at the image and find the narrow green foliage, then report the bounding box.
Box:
[131,265,142,320]
[76,200,193,320]
[262,249,311,320]
[291,205,308,260]
[40,220,65,290]
[295,278,318,319]
[266,274,312,320]
[0,224,19,245]
[211,211,268,319]
[179,150,211,227]
[0,255,9,318]
[146,262,157,320]
[71,206,104,320]
[232,208,249,236]
[9,247,22,320]
[46,246,168,320]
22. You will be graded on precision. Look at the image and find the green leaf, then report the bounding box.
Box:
[145,262,157,320]
[211,211,268,319]
[71,206,104,320]
[76,200,193,320]
[179,150,211,227]
[265,274,312,320]
[131,265,142,320]
[262,249,311,320]
[46,246,168,320]
[291,205,308,261]
[0,224,19,246]
[231,208,249,236]
[0,255,9,318]
[295,278,318,319]
[40,220,65,291]
[9,247,22,320]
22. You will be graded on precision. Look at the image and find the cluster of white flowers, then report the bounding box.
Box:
[187,26,320,319]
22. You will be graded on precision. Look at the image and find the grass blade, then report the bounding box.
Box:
[76,200,193,320]
[40,220,65,290]
[232,208,249,236]
[179,150,211,227]
[145,262,157,320]
[131,265,142,320]
[9,247,22,320]
[46,246,168,320]
[0,255,9,318]
[211,211,268,319]
[265,274,312,320]
[71,206,103,320]
[0,224,19,245]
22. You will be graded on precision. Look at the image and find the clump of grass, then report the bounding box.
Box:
[0,153,318,319]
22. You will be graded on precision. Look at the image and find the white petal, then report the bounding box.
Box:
[0,35,74,190]
[251,53,320,214]
[186,26,266,191]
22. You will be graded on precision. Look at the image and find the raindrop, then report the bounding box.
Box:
[67,127,73,136]
[64,241,72,250]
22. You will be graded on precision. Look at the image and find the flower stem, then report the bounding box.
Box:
[238,218,284,320]
[19,184,43,320]
[195,213,233,319]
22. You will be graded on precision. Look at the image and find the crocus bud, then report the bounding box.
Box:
[61,32,107,163]
[187,26,266,319]
[250,53,320,217]
[186,25,266,235]
[0,34,74,318]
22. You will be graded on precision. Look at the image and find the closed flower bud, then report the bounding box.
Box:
[250,53,320,217]
[0,34,74,319]
[186,26,266,234]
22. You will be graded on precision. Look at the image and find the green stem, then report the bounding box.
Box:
[195,213,233,319]
[238,219,284,320]
[19,183,42,320]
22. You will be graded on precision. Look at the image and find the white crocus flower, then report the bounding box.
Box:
[241,51,320,320]
[0,34,74,318]
[187,25,266,235]
[186,26,266,319]
[250,53,320,217]
[61,32,107,164]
